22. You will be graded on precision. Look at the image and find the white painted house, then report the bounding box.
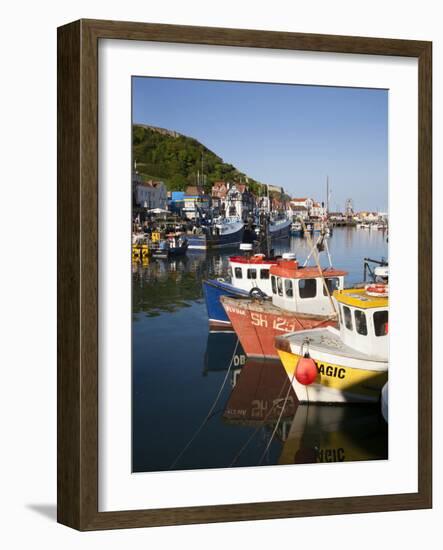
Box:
[135,179,168,210]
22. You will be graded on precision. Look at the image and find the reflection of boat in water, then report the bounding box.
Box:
[279,404,388,465]
[276,284,389,403]
[203,331,246,375]
[223,359,298,425]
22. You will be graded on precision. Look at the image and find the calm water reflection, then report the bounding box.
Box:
[132,227,388,472]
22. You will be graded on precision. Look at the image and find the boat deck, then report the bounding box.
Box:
[277,326,385,363]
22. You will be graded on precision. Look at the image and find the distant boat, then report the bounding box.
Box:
[304,222,314,235]
[291,221,303,236]
[269,216,291,239]
[151,233,189,259]
[187,217,244,250]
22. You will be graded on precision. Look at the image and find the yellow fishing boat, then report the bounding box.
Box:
[275,285,389,403]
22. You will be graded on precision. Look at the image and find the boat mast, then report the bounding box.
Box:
[326,175,329,215]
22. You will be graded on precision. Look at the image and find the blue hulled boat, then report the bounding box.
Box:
[187,217,244,250]
[202,279,249,330]
[203,251,279,329]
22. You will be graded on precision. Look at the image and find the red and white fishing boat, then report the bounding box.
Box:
[221,254,347,360]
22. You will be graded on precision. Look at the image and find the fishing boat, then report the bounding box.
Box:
[268,215,291,240]
[291,221,303,236]
[186,216,244,250]
[304,222,314,235]
[203,248,278,330]
[275,283,389,404]
[151,233,189,258]
[221,254,347,360]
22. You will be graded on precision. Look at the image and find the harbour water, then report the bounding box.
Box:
[132,227,388,472]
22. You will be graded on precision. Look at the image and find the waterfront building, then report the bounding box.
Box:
[134,177,168,210]
[212,181,255,221]
[182,185,211,220]
[311,201,326,218]
[291,197,314,216]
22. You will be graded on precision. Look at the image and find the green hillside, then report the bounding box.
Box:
[132,124,263,194]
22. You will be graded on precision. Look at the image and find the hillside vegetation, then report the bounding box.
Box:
[132,124,263,195]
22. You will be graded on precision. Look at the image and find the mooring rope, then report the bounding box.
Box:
[169,338,240,470]
[257,362,298,466]
[229,369,292,466]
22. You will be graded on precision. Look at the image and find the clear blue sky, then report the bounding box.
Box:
[133,77,388,212]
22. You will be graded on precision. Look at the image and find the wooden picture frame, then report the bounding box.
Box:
[57,19,432,530]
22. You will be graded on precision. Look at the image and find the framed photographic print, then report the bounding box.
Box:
[57,19,432,530]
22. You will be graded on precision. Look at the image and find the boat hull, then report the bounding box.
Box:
[221,297,336,360]
[269,219,291,240]
[203,280,249,328]
[187,224,244,250]
[277,347,388,404]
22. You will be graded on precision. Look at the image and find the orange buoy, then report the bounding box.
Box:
[295,355,318,386]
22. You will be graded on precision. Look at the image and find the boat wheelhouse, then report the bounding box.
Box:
[202,250,279,330]
[221,255,347,359]
[228,253,277,296]
[275,285,389,403]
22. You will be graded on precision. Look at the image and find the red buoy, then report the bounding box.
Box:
[295,355,318,385]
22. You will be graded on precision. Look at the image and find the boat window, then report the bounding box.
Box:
[234,267,242,279]
[343,306,353,331]
[299,278,317,299]
[284,279,293,298]
[323,277,340,296]
[354,310,368,335]
[374,310,389,336]
[260,269,270,279]
[277,277,283,296]
[247,268,257,279]
[271,275,277,294]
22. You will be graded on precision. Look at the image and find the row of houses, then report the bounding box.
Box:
[133,172,289,221]
[288,198,326,219]
[133,171,332,222]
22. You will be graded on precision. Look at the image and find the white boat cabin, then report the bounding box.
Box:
[269,255,347,316]
[229,254,278,295]
[333,287,389,360]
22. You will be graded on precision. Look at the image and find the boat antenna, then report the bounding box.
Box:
[300,217,337,316]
